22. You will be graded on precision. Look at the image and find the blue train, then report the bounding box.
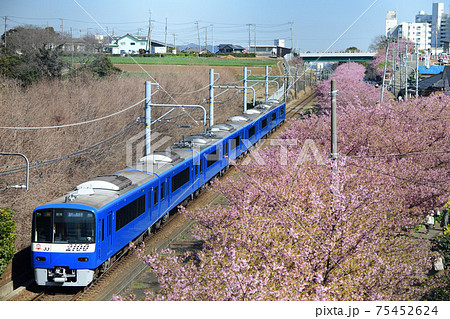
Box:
[31,100,286,286]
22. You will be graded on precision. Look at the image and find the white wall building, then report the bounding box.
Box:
[108,34,171,55]
[386,11,398,36]
[389,22,431,51]
[414,2,450,51]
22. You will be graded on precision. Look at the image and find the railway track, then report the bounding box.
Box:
[27,210,188,301]
[24,91,317,301]
[284,90,317,119]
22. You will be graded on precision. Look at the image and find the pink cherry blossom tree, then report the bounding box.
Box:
[115,62,449,301]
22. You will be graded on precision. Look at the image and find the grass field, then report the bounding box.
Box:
[108,56,279,67]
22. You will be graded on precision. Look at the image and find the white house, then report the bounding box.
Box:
[108,34,172,54]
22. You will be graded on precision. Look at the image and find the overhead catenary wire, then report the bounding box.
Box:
[0,121,140,177]
[0,98,145,130]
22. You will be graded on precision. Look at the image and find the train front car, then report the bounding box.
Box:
[31,203,97,286]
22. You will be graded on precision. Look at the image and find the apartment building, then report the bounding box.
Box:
[385,2,450,51]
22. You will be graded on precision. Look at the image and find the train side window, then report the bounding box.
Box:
[102,219,105,241]
[281,107,285,116]
[116,195,146,231]
[248,126,256,139]
[261,118,267,129]
[206,147,220,168]
[229,136,240,151]
[272,112,276,121]
[161,182,165,200]
[172,167,190,192]
[154,186,159,206]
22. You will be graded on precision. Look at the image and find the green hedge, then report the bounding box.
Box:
[0,208,16,279]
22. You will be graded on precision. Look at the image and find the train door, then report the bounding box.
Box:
[223,140,229,162]
[107,212,113,255]
[150,183,160,222]
[98,212,113,263]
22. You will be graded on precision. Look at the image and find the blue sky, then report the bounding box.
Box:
[0,0,447,51]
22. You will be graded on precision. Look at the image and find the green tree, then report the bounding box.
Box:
[0,26,66,85]
[345,46,359,52]
[87,55,121,77]
[0,55,21,78]
[0,208,16,279]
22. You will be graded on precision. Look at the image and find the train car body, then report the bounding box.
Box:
[31,100,285,286]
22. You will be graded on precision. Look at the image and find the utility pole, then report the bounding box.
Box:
[173,33,176,54]
[204,27,208,52]
[165,17,168,53]
[289,21,294,49]
[60,18,64,39]
[70,27,74,68]
[253,24,256,53]
[196,21,201,55]
[147,10,152,53]
[3,16,7,50]
[211,24,214,54]
[380,38,390,103]
[399,46,403,97]
[247,24,251,53]
[435,25,438,56]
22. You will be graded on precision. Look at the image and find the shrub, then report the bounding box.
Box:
[87,55,121,77]
[0,56,22,78]
[0,207,16,278]
[431,233,450,269]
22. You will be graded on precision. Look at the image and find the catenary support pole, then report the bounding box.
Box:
[209,68,215,127]
[265,65,269,102]
[243,66,248,112]
[416,43,419,97]
[380,38,390,103]
[0,153,29,190]
[145,81,151,156]
[405,44,408,101]
[331,79,337,160]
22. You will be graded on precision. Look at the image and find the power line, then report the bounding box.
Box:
[0,122,140,178]
[0,98,145,130]
[347,161,450,193]
[347,150,450,158]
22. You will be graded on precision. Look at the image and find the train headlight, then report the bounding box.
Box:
[78,257,89,262]
[35,257,46,261]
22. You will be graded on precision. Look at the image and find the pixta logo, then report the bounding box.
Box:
[126,131,172,173]
[241,138,326,166]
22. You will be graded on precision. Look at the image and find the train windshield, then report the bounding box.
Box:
[33,209,95,244]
